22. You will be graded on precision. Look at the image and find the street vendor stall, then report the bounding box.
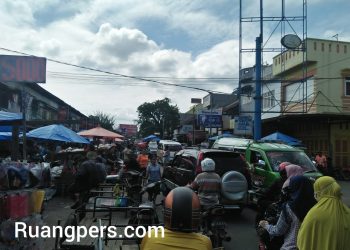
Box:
[0,160,47,250]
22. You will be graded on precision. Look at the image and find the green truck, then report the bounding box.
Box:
[244,141,322,204]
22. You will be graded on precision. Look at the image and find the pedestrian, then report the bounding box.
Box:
[145,154,162,201]
[315,151,328,175]
[297,176,350,250]
[137,150,149,169]
[163,145,170,165]
[146,154,161,184]
[69,150,107,209]
[282,164,304,189]
[259,176,316,250]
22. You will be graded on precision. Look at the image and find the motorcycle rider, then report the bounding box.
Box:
[191,158,221,210]
[141,187,212,250]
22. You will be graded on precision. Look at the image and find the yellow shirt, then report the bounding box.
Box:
[141,228,212,250]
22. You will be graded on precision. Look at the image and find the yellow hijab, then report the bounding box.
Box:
[297,176,350,250]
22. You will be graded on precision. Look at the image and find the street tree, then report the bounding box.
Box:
[89,111,116,131]
[137,98,180,138]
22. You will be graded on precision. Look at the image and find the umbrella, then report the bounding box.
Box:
[27,124,90,144]
[143,135,160,142]
[78,126,124,139]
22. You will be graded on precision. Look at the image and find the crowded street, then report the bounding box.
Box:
[1,1,350,250]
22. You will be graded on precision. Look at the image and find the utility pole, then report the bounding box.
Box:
[21,86,27,161]
[254,35,262,140]
[192,106,195,145]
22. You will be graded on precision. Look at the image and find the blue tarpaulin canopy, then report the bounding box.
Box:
[0,111,22,122]
[261,132,302,146]
[0,132,12,141]
[143,135,160,142]
[27,124,90,144]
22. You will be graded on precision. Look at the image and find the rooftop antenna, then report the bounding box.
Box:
[332,34,339,41]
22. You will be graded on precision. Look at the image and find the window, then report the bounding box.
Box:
[263,90,275,109]
[345,77,350,96]
[285,78,315,102]
[314,42,317,50]
[345,45,348,53]
[329,44,332,52]
[274,59,277,65]
[278,57,280,64]
[321,43,325,51]
[289,51,291,58]
[337,44,340,53]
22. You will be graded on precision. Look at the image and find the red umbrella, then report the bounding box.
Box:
[78,126,124,139]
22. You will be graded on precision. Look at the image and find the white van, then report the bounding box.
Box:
[157,140,182,164]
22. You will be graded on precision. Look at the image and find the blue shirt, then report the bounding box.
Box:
[147,163,161,183]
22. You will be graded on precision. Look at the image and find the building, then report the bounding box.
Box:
[0,81,92,131]
[263,38,350,170]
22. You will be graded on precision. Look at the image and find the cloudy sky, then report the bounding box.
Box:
[1,0,349,125]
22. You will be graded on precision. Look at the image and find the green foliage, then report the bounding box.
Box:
[137,98,180,138]
[89,111,116,131]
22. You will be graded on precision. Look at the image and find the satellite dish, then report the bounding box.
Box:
[281,34,302,50]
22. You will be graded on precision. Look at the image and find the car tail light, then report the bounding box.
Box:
[196,152,204,175]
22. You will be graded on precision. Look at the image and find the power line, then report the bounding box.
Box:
[0,47,230,95]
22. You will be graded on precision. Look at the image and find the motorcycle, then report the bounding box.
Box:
[126,181,163,244]
[256,202,284,250]
[201,204,231,248]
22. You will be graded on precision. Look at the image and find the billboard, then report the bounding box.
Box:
[234,116,253,136]
[119,124,138,136]
[0,55,46,83]
[198,114,222,128]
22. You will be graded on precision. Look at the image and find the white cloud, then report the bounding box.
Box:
[1,0,348,125]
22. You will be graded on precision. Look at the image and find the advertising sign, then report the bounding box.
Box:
[198,114,222,128]
[234,116,253,136]
[0,55,46,83]
[119,124,137,136]
[179,125,193,134]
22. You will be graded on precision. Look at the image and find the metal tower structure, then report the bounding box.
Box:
[239,0,308,139]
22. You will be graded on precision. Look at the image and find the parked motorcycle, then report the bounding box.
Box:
[201,204,231,248]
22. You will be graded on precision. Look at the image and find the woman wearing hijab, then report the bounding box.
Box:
[297,176,350,250]
[259,176,316,250]
[282,164,304,189]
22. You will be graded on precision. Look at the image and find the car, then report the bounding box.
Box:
[211,137,252,154]
[244,141,322,204]
[147,141,158,154]
[156,140,182,164]
[162,148,251,211]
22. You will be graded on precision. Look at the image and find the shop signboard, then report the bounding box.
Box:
[119,124,137,136]
[0,55,46,83]
[234,116,253,136]
[198,114,222,128]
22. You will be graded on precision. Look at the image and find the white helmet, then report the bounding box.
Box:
[201,158,215,172]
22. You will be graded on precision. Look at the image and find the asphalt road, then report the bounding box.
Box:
[222,180,350,250]
[43,181,350,250]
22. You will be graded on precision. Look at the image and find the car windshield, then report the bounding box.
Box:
[167,145,182,151]
[266,150,317,172]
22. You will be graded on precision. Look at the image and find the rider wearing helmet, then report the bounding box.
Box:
[191,158,221,209]
[141,187,212,250]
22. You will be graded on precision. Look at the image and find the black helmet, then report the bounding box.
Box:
[164,187,201,232]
